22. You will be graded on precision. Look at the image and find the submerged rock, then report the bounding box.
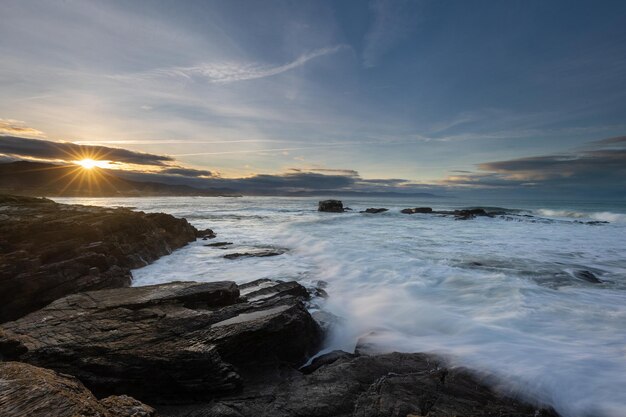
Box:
[0,361,156,417]
[0,280,322,403]
[205,242,233,247]
[574,270,603,284]
[318,200,345,212]
[223,249,287,259]
[360,208,389,214]
[0,195,199,323]
[159,351,558,417]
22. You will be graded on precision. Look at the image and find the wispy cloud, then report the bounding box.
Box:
[133,45,348,84]
[0,119,45,138]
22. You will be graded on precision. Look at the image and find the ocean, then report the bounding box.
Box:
[54,196,626,417]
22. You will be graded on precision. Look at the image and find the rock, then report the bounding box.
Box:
[401,207,433,214]
[574,270,602,283]
[318,200,345,213]
[0,361,155,417]
[224,249,286,259]
[99,395,158,417]
[311,310,342,334]
[196,228,216,239]
[204,242,233,247]
[453,208,490,220]
[0,195,199,323]
[360,208,389,214]
[158,352,557,417]
[300,350,356,374]
[0,280,321,403]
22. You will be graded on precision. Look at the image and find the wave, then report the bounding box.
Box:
[534,209,626,223]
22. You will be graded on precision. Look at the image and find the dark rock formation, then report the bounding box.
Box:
[196,228,216,239]
[574,270,602,283]
[401,207,433,214]
[0,361,156,417]
[223,249,287,259]
[159,351,558,417]
[205,242,233,247]
[0,280,321,403]
[453,208,490,220]
[360,208,389,214]
[0,195,199,323]
[318,200,345,212]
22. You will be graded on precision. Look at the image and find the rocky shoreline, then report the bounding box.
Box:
[0,195,559,417]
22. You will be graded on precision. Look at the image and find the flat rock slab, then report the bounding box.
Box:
[0,361,155,417]
[204,242,233,247]
[0,195,199,323]
[160,352,558,417]
[223,249,287,259]
[0,280,322,403]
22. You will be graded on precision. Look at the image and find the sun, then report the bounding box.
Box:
[74,158,110,169]
[76,158,97,169]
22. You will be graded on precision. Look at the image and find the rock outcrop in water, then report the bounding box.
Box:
[0,195,199,323]
[0,361,156,417]
[318,199,345,212]
[223,248,287,259]
[0,279,322,403]
[401,207,433,214]
[360,208,389,214]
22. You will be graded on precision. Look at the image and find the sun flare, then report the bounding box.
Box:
[75,158,109,169]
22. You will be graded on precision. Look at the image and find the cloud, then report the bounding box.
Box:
[290,167,360,176]
[588,135,626,147]
[160,167,215,178]
[112,165,441,195]
[0,136,173,166]
[442,136,626,192]
[134,45,348,84]
[0,119,45,138]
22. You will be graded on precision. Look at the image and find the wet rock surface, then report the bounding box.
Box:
[361,208,389,214]
[159,351,557,417]
[0,195,199,323]
[223,249,287,259]
[401,207,433,214]
[0,361,156,417]
[318,199,345,212]
[0,280,321,404]
[204,242,233,248]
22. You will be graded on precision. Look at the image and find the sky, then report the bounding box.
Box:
[1,0,625,197]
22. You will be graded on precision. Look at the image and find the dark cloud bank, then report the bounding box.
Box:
[0,135,173,166]
[1,135,624,198]
[443,136,626,197]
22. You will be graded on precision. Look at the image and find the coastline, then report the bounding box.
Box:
[0,195,562,417]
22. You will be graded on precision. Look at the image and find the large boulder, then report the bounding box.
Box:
[318,200,345,212]
[0,195,199,323]
[0,280,322,403]
[158,351,558,417]
[0,361,156,417]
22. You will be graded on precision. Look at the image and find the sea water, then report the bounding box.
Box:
[54,196,626,417]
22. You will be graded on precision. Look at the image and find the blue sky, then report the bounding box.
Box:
[1,0,625,196]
